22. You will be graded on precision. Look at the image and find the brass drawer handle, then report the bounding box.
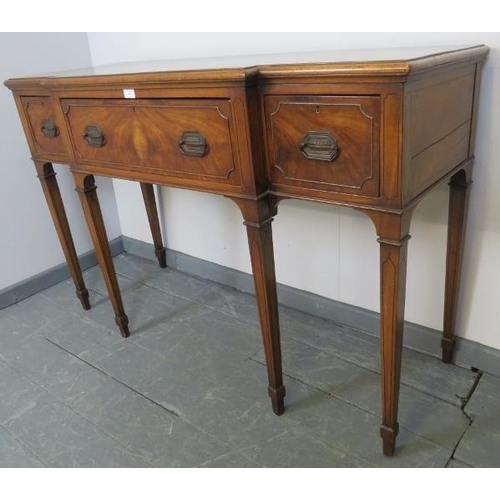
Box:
[300,131,339,162]
[179,131,207,157]
[83,125,105,147]
[40,119,59,138]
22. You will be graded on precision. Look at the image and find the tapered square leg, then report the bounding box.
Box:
[364,209,413,457]
[140,183,167,269]
[232,198,285,415]
[246,220,285,415]
[442,169,471,363]
[378,235,409,456]
[35,162,90,310]
[74,173,129,337]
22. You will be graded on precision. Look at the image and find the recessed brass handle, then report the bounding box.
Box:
[300,131,339,162]
[83,125,105,148]
[41,119,59,138]
[179,131,207,157]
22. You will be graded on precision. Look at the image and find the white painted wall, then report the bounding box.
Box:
[87,33,500,350]
[0,33,121,290]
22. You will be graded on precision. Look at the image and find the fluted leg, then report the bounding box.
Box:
[140,183,167,268]
[35,161,90,310]
[73,173,129,337]
[442,169,471,363]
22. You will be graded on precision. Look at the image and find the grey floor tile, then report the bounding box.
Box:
[145,263,261,326]
[0,311,36,353]
[77,283,194,336]
[254,337,469,449]
[8,295,66,333]
[133,305,262,358]
[40,279,104,312]
[0,307,31,335]
[40,314,119,356]
[184,360,304,449]
[2,255,489,467]
[0,425,45,467]
[198,451,261,468]
[464,373,500,417]
[239,428,370,468]
[136,343,249,418]
[0,360,46,425]
[446,458,472,468]
[71,377,234,467]
[333,368,469,450]
[454,424,500,468]
[286,388,451,467]
[0,335,108,406]
[399,349,476,407]
[114,253,164,283]
[4,391,150,467]
[0,359,149,467]
[74,328,247,419]
[253,337,370,396]
[277,305,476,407]
[83,265,141,297]
[454,374,500,468]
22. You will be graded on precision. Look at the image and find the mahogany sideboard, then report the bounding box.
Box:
[5,46,489,456]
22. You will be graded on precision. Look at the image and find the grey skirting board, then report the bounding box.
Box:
[2,234,499,378]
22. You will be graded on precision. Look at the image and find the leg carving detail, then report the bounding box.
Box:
[231,197,285,415]
[35,161,90,310]
[74,173,129,337]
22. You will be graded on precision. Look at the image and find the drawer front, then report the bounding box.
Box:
[21,97,67,157]
[265,95,380,197]
[62,99,238,184]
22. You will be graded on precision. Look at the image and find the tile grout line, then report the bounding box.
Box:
[94,259,471,452]
[36,340,259,468]
[31,277,282,465]
[110,259,474,406]
[55,258,477,465]
[113,262,471,411]
[0,355,155,467]
[445,370,483,467]
[248,355,460,454]
[0,419,50,467]
[43,337,181,418]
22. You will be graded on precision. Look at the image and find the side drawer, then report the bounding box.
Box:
[20,96,67,157]
[62,98,239,185]
[264,95,380,197]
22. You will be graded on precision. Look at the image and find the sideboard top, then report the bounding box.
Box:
[4,45,489,89]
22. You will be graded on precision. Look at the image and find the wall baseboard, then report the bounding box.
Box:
[123,236,500,378]
[0,238,123,310]
[2,234,499,379]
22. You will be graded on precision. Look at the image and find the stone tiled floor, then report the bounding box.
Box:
[0,253,498,467]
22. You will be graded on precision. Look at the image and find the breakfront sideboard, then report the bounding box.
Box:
[5,45,489,456]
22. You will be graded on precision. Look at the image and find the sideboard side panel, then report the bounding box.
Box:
[402,63,477,204]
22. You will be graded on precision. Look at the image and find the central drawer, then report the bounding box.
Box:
[264,95,381,197]
[62,98,239,184]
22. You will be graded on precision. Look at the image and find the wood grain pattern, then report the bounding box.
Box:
[21,97,66,157]
[402,65,476,202]
[265,95,380,197]
[63,99,239,184]
[4,46,490,456]
[140,183,167,269]
[362,209,414,456]
[34,161,90,311]
[232,198,285,416]
[442,168,472,363]
[74,173,129,338]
